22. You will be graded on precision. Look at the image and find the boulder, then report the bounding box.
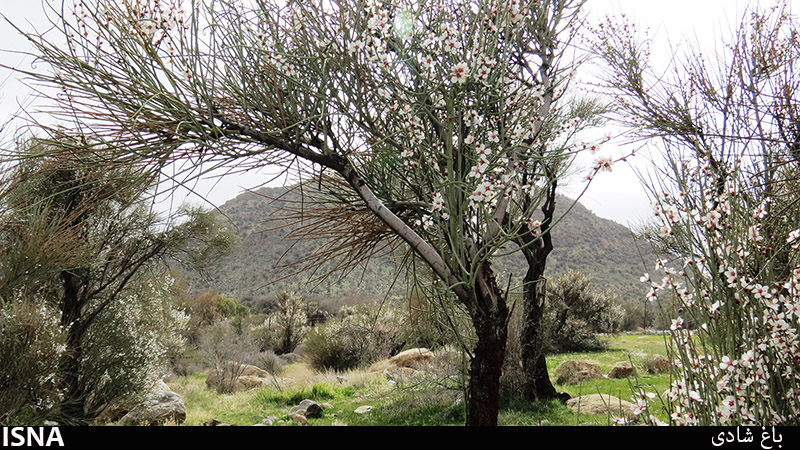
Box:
[608,361,636,379]
[651,355,671,372]
[290,399,323,419]
[120,380,186,426]
[354,405,373,414]
[240,365,270,378]
[566,394,637,420]
[236,376,266,391]
[389,348,434,369]
[554,360,603,385]
[368,348,435,374]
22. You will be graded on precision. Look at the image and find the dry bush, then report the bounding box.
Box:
[199,321,257,394]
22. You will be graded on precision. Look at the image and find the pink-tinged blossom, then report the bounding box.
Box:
[431,192,446,212]
[451,62,469,84]
[630,398,648,416]
[719,356,737,372]
[593,156,613,172]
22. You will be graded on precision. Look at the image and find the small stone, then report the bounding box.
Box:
[354,405,373,414]
[293,415,309,426]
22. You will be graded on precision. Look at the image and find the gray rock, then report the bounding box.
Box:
[354,405,373,414]
[291,399,323,419]
[120,380,186,426]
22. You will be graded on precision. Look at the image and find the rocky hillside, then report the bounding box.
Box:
[183,186,651,309]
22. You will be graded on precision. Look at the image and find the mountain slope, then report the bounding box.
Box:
[185,186,650,307]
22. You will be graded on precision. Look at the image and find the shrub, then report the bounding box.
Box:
[302,300,406,372]
[638,354,671,375]
[187,292,249,329]
[79,277,189,417]
[198,321,258,394]
[0,298,65,425]
[302,321,363,372]
[595,2,800,425]
[541,271,623,353]
[249,291,309,354]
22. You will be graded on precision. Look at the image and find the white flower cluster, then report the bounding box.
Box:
[131,0,187,45]
[638,163,800,424]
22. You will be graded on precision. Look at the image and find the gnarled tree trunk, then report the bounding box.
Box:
[465,274,509,426]
[520,269,558,401]
[517,183,561,403]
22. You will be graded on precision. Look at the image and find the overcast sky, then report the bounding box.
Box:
[0,0,785,227]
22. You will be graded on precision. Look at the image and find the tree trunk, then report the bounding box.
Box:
[58,324,88,423]
[516,182,563,403]
[465,282,508,426]
[520,270,558,402]
[57,270,89,423]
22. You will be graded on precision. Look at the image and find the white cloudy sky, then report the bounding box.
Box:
[0,0,783,227]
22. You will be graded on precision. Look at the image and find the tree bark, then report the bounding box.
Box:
[57,270,89,423]
[465,285,508,426]
[516,182,562,403]
[520,269,558,402]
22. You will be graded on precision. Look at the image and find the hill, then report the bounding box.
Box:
[184,186,651,309]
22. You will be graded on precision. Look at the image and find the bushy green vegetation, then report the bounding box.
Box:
[0,149,235,425]
[302,301,407,372]
[541,271,624,353]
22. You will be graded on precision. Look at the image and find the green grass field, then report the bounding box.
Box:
[165,333,674,426]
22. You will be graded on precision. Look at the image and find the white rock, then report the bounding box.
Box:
[354,405,373,414]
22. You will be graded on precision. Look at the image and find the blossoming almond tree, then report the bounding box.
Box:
[594,2,800,425]
[4,0,612,424]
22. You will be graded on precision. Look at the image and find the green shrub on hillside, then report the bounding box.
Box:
[302,301,406,372]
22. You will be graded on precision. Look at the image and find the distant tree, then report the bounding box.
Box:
[8,0,617,425]
[594,1,800,424]
[0,144,235,423]
[188,292,249,327]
